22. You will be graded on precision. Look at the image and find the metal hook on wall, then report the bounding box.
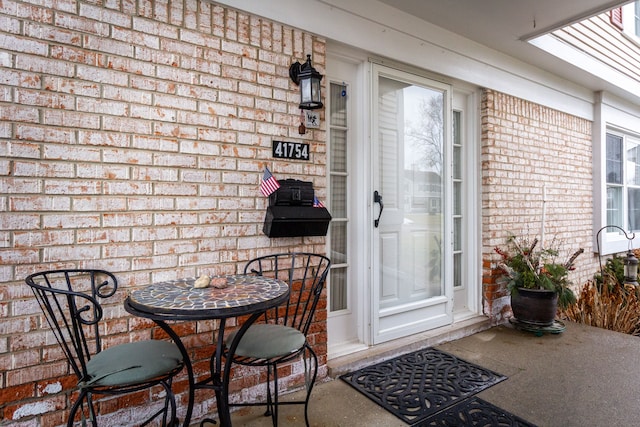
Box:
[595,225,637,284]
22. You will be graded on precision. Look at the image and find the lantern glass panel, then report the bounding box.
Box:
[311,79,321,103]
[301,79,312,104]
[624,253,639,284]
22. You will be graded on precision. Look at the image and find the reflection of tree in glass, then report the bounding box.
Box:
[406,95,443,175]
[429,235,442,284]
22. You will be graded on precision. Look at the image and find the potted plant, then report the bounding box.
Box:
[494,234,584,326]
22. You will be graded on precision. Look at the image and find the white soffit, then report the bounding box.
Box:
[216,0,633,116]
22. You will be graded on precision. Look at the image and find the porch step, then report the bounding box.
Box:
[327,316,492,378]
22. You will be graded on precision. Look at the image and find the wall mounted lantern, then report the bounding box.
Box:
[624,250,639,286]
[289,55,323,110]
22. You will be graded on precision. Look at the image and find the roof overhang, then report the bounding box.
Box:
[378,0,631,55]
[377,0,635,99]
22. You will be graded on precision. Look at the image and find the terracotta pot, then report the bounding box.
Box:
[510,287,558,326]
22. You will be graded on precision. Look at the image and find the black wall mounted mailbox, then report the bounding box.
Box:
[269,179,314,206]
[263,205,331,237]
[263,179,331,238]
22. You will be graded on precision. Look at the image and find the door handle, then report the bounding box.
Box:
[374,190,384,228]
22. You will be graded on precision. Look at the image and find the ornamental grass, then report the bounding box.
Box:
[560,250,640,336]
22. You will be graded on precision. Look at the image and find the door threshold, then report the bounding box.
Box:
[327,315,491,378]
[328,341,369,360]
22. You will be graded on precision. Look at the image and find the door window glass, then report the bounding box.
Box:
[377,75,445,307]
[329,82,349,312]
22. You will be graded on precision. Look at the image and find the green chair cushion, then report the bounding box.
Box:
[229,324,306,360]
[85,340,183,387]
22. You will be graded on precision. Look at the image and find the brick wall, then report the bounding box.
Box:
[0,1,327,425]
[481,89,598,324]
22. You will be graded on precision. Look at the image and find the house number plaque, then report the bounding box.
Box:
[272,140,310,161]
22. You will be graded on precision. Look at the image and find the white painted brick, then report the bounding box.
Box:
[102,147,153,164]
[73,196,127,212]
[76,227,130,244]
[127,196,175,211]
[42,213,100,229]
[76,163,130,180]
[102,212,152,227]
[132,226,178,242]
[0,2,328,423]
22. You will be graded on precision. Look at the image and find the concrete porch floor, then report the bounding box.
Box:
[219,320,640,427]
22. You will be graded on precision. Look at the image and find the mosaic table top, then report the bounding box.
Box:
[126,275,289,319]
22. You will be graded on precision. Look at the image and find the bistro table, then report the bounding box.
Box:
[123,275,290,427]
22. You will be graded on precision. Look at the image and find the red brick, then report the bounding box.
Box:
[0,383,35,404]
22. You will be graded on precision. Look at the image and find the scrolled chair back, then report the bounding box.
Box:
[25,269,118,382]
[243,252,331,335]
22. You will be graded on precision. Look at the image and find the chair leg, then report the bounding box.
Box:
[70,382,178,427]
[271,363,279,427]
[162,379,178,427]
[137,379,178,427]
[162,389,171,427]
[67,392,82,427]
[264,364,273,417]
[303,346,319,427]
[264,364,280,427]
[68,390,98,427]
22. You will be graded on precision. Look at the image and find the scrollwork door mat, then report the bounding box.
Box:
[415,397,537,427]
[339,347,508,425]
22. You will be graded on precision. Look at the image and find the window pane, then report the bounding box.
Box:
[607,133,623,184]
[330,267,347,311]
[453,111,461,179]
[453,111,461,146]
[636,0,640,36]
[629,188,640,232]
[453,146,461,180]
[331,129,347,173]
[330,84,347,127]
[626,141,640,186]
[330,175,347,218]
[330,222,347,264]
[453,181,461,216]
[453,253,462,288]
[377,75,445,306]
[452,111,464,289]
[329,81,349,316]
[607,186,623,227]
[453,217,461,251]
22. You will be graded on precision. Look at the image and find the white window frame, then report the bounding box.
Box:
[620,1,640,42]
[636,1,640,37]
[594,92,640,254]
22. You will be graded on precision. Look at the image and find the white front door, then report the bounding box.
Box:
[326,47,478,356]
[371,64,453,344]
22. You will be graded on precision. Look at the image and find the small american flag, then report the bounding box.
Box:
[313,196,325,208]
[260,167,280,197]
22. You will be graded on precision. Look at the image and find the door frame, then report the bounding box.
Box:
[326,46,371,358]
[326,44,482,358]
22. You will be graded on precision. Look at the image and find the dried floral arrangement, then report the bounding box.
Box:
[494,234,584,309]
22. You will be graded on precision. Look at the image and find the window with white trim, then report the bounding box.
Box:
[606,130,640,233]
[618,1,640,40]
[595,94,640,255]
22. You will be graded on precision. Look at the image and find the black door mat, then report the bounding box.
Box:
[415,397,537,427]
[340,347,508,425]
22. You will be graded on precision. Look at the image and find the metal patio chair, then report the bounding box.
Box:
[225,252,331,427]
[25,269,184,427]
